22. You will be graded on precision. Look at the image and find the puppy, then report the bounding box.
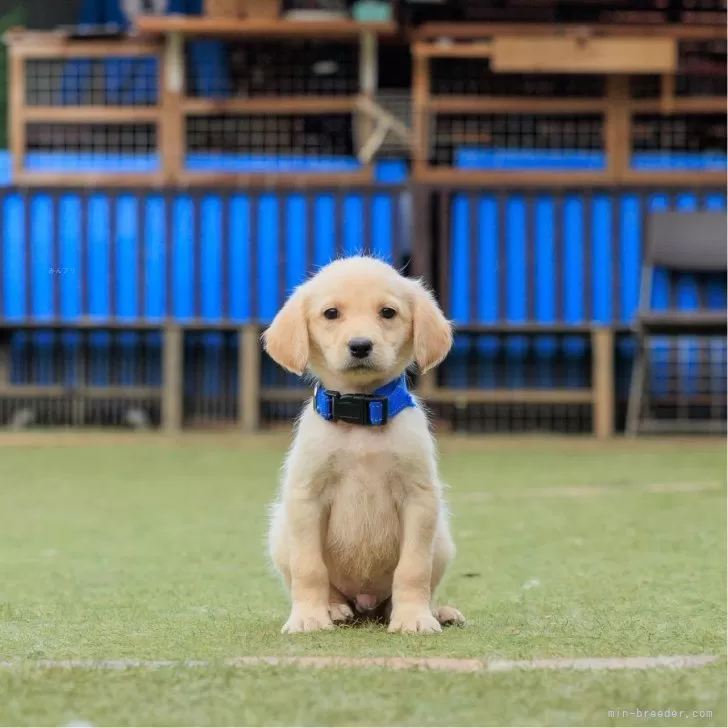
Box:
[264,256,464,634]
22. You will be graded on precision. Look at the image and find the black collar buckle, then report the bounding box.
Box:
[318,386,389,426]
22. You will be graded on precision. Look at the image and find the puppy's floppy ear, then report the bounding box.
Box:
[263,287,309,375]
[410,278,453,373]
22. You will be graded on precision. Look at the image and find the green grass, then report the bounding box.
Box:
[0,435,725,726]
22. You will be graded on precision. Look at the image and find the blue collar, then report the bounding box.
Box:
[313,375,416,426]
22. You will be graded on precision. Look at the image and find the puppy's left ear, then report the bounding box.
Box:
[410,279,453,373]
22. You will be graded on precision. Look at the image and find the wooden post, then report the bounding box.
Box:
[357,30,378,164]
[9,47,26,183]
[160,31,184,184]
[239,324,261,433]
[592,327,615,439]
[412,52,430,174]
[162,324,183,433]
[605,75,630,182]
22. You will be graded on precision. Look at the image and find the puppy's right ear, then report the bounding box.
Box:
[263,288,309,375]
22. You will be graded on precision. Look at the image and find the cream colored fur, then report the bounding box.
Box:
[264,256,464,634]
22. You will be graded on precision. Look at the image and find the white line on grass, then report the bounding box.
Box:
[0,655,720,674]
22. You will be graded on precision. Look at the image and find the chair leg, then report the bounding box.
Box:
[626,338,648,437]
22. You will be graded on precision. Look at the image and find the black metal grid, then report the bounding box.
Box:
[185,114,354,157]
[432,114,604,165]
[26,122,157,156]
[632,114,727,154]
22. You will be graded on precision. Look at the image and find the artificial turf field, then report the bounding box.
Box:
[0,433,725,727]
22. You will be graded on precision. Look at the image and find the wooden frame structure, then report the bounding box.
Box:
[411,22,726,188]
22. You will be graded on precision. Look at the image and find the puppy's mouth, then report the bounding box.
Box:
[345,360,376,371]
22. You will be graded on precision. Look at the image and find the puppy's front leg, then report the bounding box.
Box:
[389,492,442,634]
[282,493,334,634]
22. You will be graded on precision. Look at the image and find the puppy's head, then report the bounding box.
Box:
[263,257,452,387]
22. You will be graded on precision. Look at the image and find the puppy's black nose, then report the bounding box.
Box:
[348,337,373,359]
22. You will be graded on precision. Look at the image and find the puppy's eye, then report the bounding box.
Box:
[380,307,397,320]
[323,308,340,320]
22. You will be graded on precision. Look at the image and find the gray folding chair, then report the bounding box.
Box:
[626,210,728,435]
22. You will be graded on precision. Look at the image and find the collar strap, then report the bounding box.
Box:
[313,375,416,426]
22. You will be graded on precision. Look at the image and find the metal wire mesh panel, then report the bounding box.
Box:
[432,114,604,166]
[630,39,727,98]
[431,60,605,98]
[26,122,157,156]
[182,331,239,429]
[185,40,358,98]
[26,58,159,106]
[0,329,162,429]
[632,114,727,155]
[427,401,593,434]
[629,336,727,432]
[185,114,354,157]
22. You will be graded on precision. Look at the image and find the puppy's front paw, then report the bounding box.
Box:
[434,605,466,627]
[282,607,334,634]
[388,607,442,635]
[329,601,355,624]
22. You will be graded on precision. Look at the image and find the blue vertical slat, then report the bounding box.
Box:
[31,194,53,320]
[343,195,363,257]
[257,194,279,323]
[314,195,335,269]
[451,195,469,324]
[173,196,194,321]
[592,195,612,324]
[620,194,641,324]
[647,194,671,397]
[704,193,727,311]
[229,195,251,323]
[116,194,138,321]
[286,195,307,296]
[144,195,166,320]
[477,196,498,389]
[371,192,392,262]
[534,196,556,388]
[563,195,586,387]
[3,194,25,320]
[505,196,527,388]
[201,195,222,321]
[88,195,110,318]
[59,195,81,321]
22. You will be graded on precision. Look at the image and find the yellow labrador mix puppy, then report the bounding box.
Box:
[264,256,465,634]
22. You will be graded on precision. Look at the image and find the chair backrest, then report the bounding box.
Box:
[647,211,728,273]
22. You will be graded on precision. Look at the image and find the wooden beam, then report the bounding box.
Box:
[8,48,25,183]
[22,106,161,122]
[162,325,183,434]
[135,16,397,39]
[239,325,261,433]
[412,41,493,59]
[429,96,608,114]
[160,30,184,184]
[176,169,373,188]
[412,53,430,172]
[182,96,357,115]
[492,36,676,74]
[413,22,726,41]
[0,385,161,398]
[629,97,727,114]
[12,171,165,187]
[605,75,630,181]
[592,327,615,438]
[4,31,161,58]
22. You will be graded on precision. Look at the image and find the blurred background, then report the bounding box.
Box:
[0,0,725,437]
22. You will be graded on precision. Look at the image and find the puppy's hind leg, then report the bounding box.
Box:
[430,524,466,627]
